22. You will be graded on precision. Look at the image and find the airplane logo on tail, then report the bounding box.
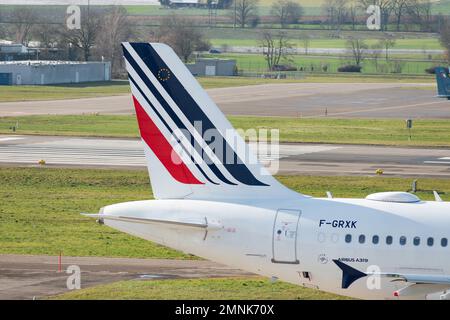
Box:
[122,42,269,187]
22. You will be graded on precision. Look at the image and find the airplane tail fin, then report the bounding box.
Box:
[121,43,294,200]
[435,67,450,99]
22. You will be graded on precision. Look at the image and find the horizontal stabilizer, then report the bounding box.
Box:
[81,213,221,230]
[333,259,450,291]
[333,259,367,289]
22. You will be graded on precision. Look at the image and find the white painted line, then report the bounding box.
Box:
[0,137,25,142]
[424,161,450,165]
[439,157,450,160]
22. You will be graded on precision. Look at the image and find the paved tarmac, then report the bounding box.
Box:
[0,254,250,300]
[1,135,450,178]
[1,83,446,119]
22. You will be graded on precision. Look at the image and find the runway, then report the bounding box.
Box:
[1,83,447,119]
[0,254,250,300]
[1,135,450,178]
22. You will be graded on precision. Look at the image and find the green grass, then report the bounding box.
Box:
[230,117,450,147]
[0,115,141,137]
[0,167,188,259]
[1,115,449,147]
[205,53,443,74]
[1,167,450,259]
[0,81,131,102]
[125,0,450,17]
[198,76,310,88]
[50,277,349,300]
[210,38,443,50]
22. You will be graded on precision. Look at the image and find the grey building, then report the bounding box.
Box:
[187,58,236,76]
[0,61,111,85]
[0,42,39,61]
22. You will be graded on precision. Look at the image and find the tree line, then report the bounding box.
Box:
[156,0,441,32]
[0,6,211,76]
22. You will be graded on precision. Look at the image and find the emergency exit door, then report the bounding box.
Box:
[272,209,301,264]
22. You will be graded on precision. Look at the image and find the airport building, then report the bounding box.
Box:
[0,60,112,85]
[187,58,237,77]
[0,41,39,61]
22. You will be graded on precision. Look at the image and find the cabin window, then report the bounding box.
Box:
[359,235,365,244]
[372,235,379,244]
[413,237,420,246]
[427,237,434,246]
[441,238,448,247]
[399,236,407,246]
[386,236,393,245]
[345,234,352,243]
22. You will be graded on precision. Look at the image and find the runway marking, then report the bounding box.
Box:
[306,100,446,118]
[424,157,450,165]
[0,142,342,167]
[424,161,450,165]
[0,137,24,142]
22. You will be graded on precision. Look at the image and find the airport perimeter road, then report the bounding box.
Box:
[0,254,251,300]
[1,83,446,119]
[1,135,450,178]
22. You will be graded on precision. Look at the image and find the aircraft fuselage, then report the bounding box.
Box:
[99,196,450,300]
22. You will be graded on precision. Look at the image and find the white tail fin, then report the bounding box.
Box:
[122,42,295,200]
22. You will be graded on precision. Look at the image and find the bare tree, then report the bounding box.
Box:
[378,34,396,60]
[406,0,432,32]
[439,18,450,63]
[299,33,310,55]
[322,0,349,30]
[391,0,409,31]
[10,7,36,45]
[33,24,60,48]
[260,31,292,71]
[271,0,303,27]
[347,37,368,66]
[231,0,259,28]
[0,9,8,40]
[63,8,102,61]
[370,43,383,72]
[96,6,133,74]
[348,5,360,30]
[159,15,210,62]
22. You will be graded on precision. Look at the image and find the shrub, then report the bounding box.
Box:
[338,65,362,73]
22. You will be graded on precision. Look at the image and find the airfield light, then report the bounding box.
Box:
[406,119,413,140]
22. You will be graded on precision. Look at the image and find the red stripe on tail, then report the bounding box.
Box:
[133,96,203,185]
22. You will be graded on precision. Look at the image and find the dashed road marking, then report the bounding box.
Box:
[0,137,25,142]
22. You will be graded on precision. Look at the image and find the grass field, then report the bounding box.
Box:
[203,28,443,52]
[0,81,131,103]
[125,0,450,16]
[210,38,443,50]
[0,167,191,258]
[50,277,349,300]
[1,167,449,259]
[205,53,443,74]
[1,115,449,147]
